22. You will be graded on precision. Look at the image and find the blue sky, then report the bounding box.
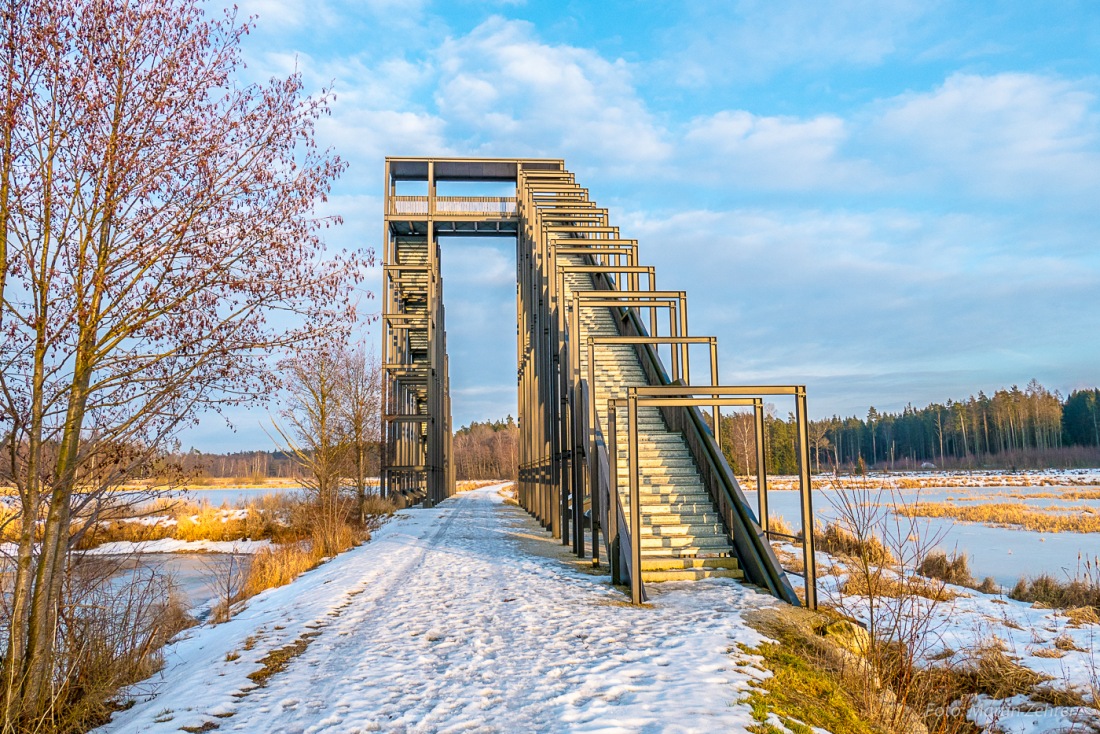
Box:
[183,0,1100,451]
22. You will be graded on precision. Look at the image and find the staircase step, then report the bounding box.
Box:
[639,535,730,549]
[639,557,739,571]
[641,523,727,537]
[641,568,744,583]
[642,512,720,525]
[639,546,733,557]
[633,458,698,469]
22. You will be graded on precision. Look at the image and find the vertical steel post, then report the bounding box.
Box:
[754,400,768,534]
[607,400,620,585]
[628,389,644,605]
[795,387,817,609]
[709,338,720,445]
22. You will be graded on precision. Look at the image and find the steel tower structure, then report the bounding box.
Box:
[380,157,817,607]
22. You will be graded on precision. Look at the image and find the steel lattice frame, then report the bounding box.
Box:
[380,157,814,608]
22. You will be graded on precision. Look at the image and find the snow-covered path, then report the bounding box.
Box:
[101,484,778,734]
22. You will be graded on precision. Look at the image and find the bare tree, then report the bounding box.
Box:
[0,1,363,727]
[807,421,831,473]
[339,344,382,526]
[203,550,247,624]
[272,349,351,555]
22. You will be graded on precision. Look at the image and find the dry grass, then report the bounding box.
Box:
[919,551,1000,594]
[1008,489,1100,500]
[1054,634,1087,652]
[46,566,197,733]
[814,522,896,566]
[71,494,310,550]
[358,494,398,531]
[456,479,501,492]
[497,482,518,505]
[841,571,959,602]
[747,470,1100,492]
[898,501,1100,533]
[1064,606,1100,626]
[765,514,798,540]
[1009,569,1100,614]
[241,533,354,600]
[70,491,398,552]
[948,643,1050,700]
[1030,647,1066,659]
[4,488,395,552]
[246,632,320,687]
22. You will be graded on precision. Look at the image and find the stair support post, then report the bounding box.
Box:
[795,388,818,609]
[627,389,645,605]
[754,400,768,535]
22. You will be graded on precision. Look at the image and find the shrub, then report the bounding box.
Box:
[51,565,195,733]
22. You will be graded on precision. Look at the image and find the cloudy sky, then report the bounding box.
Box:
[184,0,1100,451]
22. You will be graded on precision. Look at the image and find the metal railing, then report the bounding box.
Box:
[615,296,811,607]
[389,196,518,217]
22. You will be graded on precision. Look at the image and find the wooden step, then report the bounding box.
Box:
[641,567,744,583]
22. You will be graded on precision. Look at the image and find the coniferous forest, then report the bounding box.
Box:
[718,380,1100,475]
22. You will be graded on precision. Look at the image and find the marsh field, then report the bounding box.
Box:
[748,469,1100,588]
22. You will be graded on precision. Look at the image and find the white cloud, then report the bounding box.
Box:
[619,206,1100,392]
[665,0,933,85]
[683,110,875,190]
[433,17,671,167]
[238,0,430,32]
[872,73,1100,201]
[317,110,453,183]
[235,0,307,29]
[670,73,1100,204]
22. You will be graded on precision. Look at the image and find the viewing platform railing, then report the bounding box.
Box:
[389,195,518,217]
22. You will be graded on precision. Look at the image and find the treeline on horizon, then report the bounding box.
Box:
[178,417,520,482]
[164,446,381,484]
[175,381,1098,482]
[452,417,519,480]
[721,380,1100,475]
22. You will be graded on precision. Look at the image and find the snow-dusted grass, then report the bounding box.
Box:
[899,500,1100,533]
[752,469,1100,492]
[810,548,1100,732]
[97,484,783,733]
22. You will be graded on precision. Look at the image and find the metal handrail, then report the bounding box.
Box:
[390,196,428,214]
[614,301,802,606]
[389,195,518,216]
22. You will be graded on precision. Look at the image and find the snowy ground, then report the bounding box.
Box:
[98,484,782,733]
[80,538,273,555]
[805,550,1100,733]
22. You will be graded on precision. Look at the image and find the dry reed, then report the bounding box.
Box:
[918,550,999,594]
[898,501,1100,533]
[815,522,897,566]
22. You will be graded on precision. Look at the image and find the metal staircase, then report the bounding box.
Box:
[381,157,813,607]
[563,259,743,584]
